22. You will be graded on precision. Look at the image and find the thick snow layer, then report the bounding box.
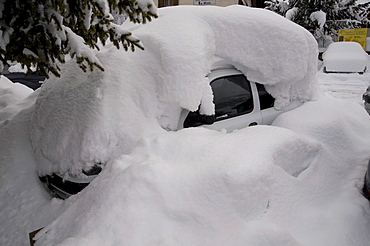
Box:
[5,5,370,246]
[132,6,319,109]
[2,70,370,245]
[0,76,32,106]
[323,41,368,73]
[29,6,319,176]
[34,126,321,246]
[310,10,326,29]
[29,48,164,176]
[0,76,33,126]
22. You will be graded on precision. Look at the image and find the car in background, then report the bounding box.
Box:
[3,72,44,90]
[40,65,302,199]
[2,64,44,90]
[322,41,368,74]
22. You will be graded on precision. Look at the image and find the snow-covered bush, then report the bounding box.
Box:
[0,0,157,77]
[265,0,361,47]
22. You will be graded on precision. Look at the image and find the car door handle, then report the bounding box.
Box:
[249,122,258,126]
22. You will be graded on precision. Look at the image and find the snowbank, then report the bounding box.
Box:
[131,6,319,109]
[0,76,32,106]
[0,75,33,126]
[2,37,370,246]
[32,93,370,246]
[29,6,319,176]
[34,125,321,246]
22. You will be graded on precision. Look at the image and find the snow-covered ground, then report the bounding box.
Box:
[2,5,370,246]
[317,59,370,105]
[3,66,370,246]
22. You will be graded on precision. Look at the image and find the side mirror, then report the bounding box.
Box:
[202,115,215,125]
[184,111,215,128]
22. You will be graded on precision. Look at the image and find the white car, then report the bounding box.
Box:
[323,41,368,74]
[40,63,302,199]
[179,66,301,132]
[36,6,316,199]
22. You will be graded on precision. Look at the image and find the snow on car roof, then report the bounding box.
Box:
[130,5,319,109]
[30,5,319,175]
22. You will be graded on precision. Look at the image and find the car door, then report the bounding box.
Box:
[181,69,264,132]
[255,83,303,125]
[256,83,279,125]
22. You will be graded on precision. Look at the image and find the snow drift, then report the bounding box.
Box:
[1,6,370,246]
[33,94,370,246]
[29,6,319,176]
[34,125,322,246]
[0,76,33,127]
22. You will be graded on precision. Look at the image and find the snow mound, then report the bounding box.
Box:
[8,62,36,73]
[132,6,319,109]
[30,6,319,176]
[273,94,370,154]
[0,76,33,126]
[35,126,320,245]
[0,76,33,107]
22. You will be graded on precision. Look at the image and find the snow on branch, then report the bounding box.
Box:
[0,0,157,77]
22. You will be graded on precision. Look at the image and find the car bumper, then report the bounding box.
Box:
[39,174,90,199]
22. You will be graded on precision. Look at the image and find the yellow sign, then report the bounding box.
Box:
[338,28,368,49]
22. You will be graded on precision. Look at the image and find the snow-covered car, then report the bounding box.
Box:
[34,6,318,199]
[39,66,301,199]
[322,41,368,74]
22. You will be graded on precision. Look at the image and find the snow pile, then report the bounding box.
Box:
[29,6,319,176]
[0,76,33,126]
[34,125,321,246]
[1,21,370,246]
[32,93,370,246]
[134,6,319,109]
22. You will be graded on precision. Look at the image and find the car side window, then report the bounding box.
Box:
[183,74,253,128]
[212,75,253,120]
[256,83,275,110]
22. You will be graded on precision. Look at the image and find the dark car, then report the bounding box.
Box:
[2,71,44,90]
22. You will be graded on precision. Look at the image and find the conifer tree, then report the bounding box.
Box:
[265,0,361,47]
[0,0,157,77]
[356,2,370,28]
